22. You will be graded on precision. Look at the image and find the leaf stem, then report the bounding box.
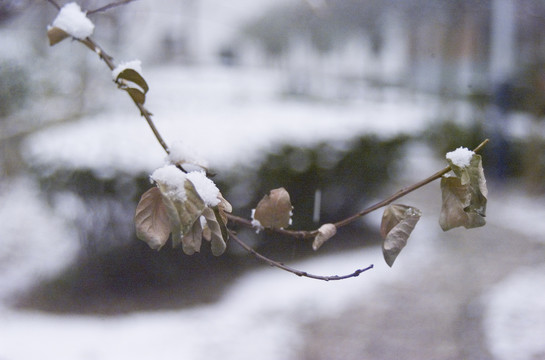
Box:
[229,230,373,281]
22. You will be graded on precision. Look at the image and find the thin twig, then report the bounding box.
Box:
[225,213,315,239]
[87,0,138,15]
[45,0,61,10]
[45,1,170,154]
[77,38,170,153]
[229,230,373,281]
[334,138,489,228]
[226,139,490,233]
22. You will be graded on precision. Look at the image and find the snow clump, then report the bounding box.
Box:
[167,140,209,172]
[446,147,474,168]
[186,171,220,207]
[150,165,187,201]
[112,60,143,80]
[49,2,94,39]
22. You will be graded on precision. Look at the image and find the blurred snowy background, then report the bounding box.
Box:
[1,0,545,359]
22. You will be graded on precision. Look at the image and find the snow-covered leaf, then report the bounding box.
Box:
[153,168,207,247]
[380,204,422,267]
[114,65,149,104]
[48,2,94,41]
[447,148,475,186]
[186,171,220,207]
[176,180,206,235]
[252,187,293,229]
[47,26,70,46]
[312,223,337,251]
[134,187,171,250]
[440,153,487,231]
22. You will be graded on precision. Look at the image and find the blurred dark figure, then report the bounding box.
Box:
[218,47,238,67]
[487,80,514,180]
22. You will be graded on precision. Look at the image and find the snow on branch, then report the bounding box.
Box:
[48,2,94,41]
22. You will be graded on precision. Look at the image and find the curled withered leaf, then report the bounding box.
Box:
[158,179,206,240]
[115,68,149,104]
[202,207,227,256]
[134,187,171,250]
[181,217,203,255]
[312,223,337,251]
[381,204,422,267]
[217,192,232,224]
[252,187,293,230]
[47,27,70,46]
[151,167,207,251]
[115,68,149,93]
[439,176,486,231]
[440,153,487,231]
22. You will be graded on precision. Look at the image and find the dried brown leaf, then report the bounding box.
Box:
[47,26,70,46]
[312,223,337,251]
[181,218,203,255]
[381,204,422,267]
[202,207,227,256]
[134,187,171,250]
[253,187,293,229]
[153,172,207,249]
[439,176,486,231]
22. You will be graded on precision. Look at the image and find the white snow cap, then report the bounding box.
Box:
[446,147,474,167]
[151,165,187,201]
[112,60,143,80]
[186,171,220,207]
[168,141,209,169]
[49,2,94,39]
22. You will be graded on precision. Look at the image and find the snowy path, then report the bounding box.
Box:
[299,178,545,360]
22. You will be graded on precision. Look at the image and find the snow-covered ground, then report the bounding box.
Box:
[23,65,438,177]
[483,190,545,360]
[0,178,78,303]
[1,174,545,359]
[0,245,389,360]
[484,264,545,360]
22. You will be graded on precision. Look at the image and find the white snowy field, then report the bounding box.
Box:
[0,244,389,360]
[22,65,439,176]
[1,64,545,359]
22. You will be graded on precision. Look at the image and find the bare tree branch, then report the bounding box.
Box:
[77,37,170,154]
[333,138,489,228]
[45,0,60,10]
[229,230,373,281]
[226,139,490,235]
